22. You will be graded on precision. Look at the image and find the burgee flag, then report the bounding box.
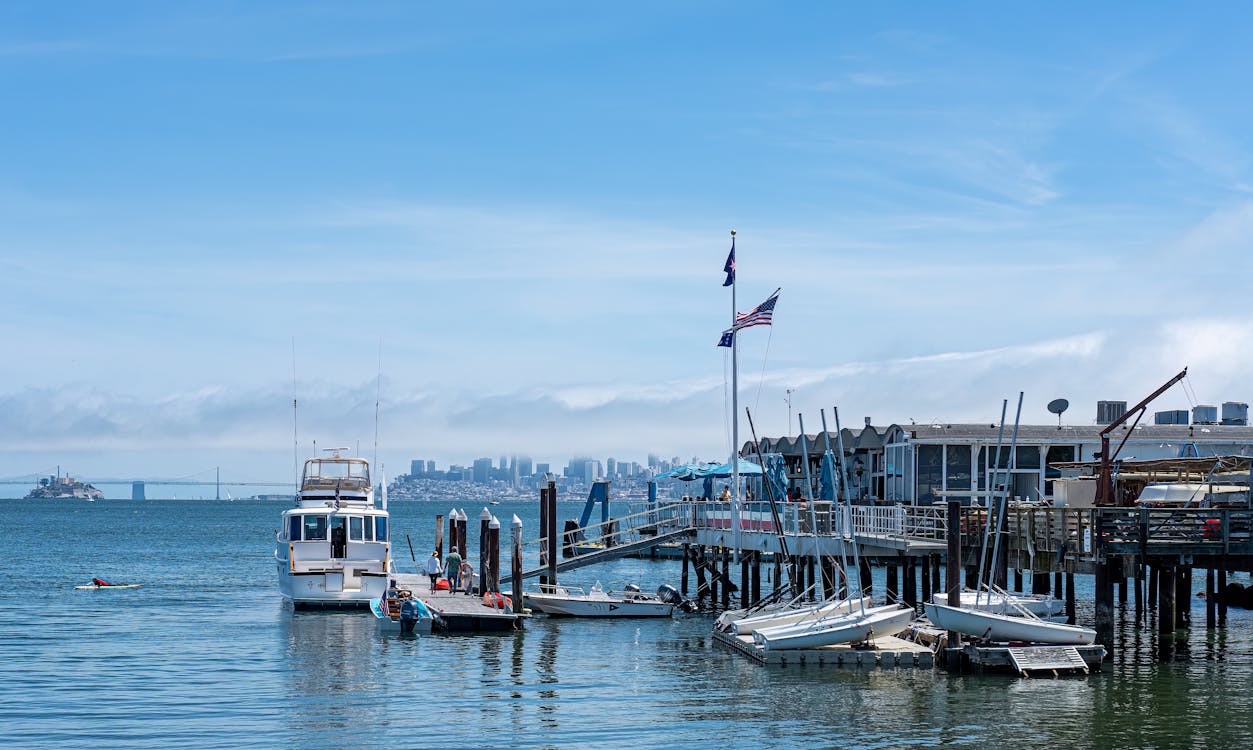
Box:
[722,238,735,287]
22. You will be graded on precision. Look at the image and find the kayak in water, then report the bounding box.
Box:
[75,577,141,591]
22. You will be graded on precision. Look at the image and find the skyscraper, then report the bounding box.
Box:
[473,458,492,484]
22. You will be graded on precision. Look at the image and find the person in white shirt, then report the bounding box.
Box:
[424,551,443,592]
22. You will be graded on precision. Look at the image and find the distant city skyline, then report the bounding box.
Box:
[4,4,1253,481]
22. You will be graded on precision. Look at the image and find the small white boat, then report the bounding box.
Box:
[524,582,674,617]
[925,602,1096,645]
[371,591,435,635]
[730,596,872,636]
[932,590,1063,617]
[754,603,914,651]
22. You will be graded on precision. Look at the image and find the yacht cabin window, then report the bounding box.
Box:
[349,516,364,541]
[303,514,328,541]
[375,517,388,542]
[364,519,374,542]
[288,515,302,542]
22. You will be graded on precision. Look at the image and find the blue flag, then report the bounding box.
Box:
[722,237,735,287]
[717,329,734,348]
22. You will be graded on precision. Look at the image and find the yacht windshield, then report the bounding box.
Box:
[302,458,370,489]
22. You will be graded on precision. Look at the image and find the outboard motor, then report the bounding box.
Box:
[399,598,420,635]
[657,584,697,613]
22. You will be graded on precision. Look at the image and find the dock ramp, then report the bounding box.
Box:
[1006,646,1089,677]
[501,527,693,585]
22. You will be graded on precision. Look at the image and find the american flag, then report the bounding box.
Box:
[734,288,780,329]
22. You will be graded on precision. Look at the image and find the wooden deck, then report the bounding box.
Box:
[392,574,527,632]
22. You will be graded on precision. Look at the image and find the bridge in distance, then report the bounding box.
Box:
[0,467,292,500]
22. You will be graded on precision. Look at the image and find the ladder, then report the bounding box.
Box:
[1006,646,1089,677]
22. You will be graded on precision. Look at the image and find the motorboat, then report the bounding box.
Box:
[931,590,1063,617]
[753,603,915,651]
[372,588,435,635]
[729,596,872,636]
[275,449,392,607]
[925,602,1096,645]
[524,582,674,617]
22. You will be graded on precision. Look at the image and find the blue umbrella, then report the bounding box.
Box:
[764,453,789,503]
[818,451,838,501]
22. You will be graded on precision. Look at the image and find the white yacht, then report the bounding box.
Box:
[275,450,392,607]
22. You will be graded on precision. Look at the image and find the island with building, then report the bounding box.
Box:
[26,473,104,500]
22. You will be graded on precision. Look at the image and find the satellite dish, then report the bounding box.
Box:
[1047,398,1069,428]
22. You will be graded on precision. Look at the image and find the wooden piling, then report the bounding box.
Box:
[1175,567,1190,628]
[1013,569,1023,594]
[1206,567,1216,629]
[1094,557,1114,655]
[1218,569,1228,627]
[545,478,558,587]
[721,548,731,609]
[806,556,816,601]
[903,558,917,610]
[680,543,690,596]
[921,555,932,604]
[861,556,874,596]
[1054,570,1063,600]
[456,510,468,559]
[1065,572,1076,625]
[487,515,501,594]
[1148,564,1158,609]
[694,546,709,600]
[740,553,750,606]
[510,515,522,616]
[886,564,899,603]
[1133,562,1144,619]
[945,500,963,650]
[965,564,978,591]
[1032,568,1050,596]
[1158,562,1175,638]
[751,551,761,605]
[477,508,491,595]
[435,514,445,558]
[1117,557,1128,605]
[930,555,941,598]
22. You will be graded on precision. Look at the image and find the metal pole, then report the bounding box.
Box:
[730,231,741,563]
[990,392,1024,592]
[975,399,1008,604]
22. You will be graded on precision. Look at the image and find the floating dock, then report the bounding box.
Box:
[954,643,1105,676]
[393,575,527,632]
[713,629,935,669]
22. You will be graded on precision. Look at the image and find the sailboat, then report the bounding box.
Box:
[746,411,912,651]
[925,394,1090,645]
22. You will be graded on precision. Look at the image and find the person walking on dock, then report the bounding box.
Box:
[444,548,462,592]
[424,551,443,593]
[458,559,475,595]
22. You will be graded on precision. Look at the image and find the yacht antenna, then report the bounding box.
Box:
[373,338,382,471]
[292,337,299,491]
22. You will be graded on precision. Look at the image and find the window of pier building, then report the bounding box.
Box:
[945,444,974,504]
[1044,445,1077,496]
[915,444,943,505]
[303,514,328,541]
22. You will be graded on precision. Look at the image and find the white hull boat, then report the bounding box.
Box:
[372,593,435,635]
[275,451,393,608]
[754,604,915,651]
[932,590,1062,617]
[524,583,674,617]
[925,602,1096,645]
[730,596,872,636]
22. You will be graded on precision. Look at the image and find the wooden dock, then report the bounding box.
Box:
[713,629,935,669]
[953,643,1106,676]
[393,574,527,632]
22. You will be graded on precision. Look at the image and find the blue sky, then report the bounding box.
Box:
[3,3,1253,485]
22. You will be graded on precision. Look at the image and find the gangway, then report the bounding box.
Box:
[501,527,694,585]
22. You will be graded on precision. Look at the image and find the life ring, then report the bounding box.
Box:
[482,592,512,610]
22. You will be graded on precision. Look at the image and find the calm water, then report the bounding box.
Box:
[4,498,1251,749]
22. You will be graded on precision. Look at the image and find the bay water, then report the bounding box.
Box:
[4,498,1251,749]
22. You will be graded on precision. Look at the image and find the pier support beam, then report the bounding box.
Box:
[930,555,942,598]
[721,548,731,609]
[945,500,963,653]
[862,556,874,596]
[694,546,709,600]
[1218,569,1228,627]
[681,543,690,596]
[1117,557,1128,606]
[965,564,978,591]
[1206,567,1216,630]
[1013,569,1023,594]
[903,558,917,611]
[1158,562,1175,639]
[886,564,899,603]
[1054,570,1063,600]
[921,554,932,605]
[1032,569,1050,596]
[1134,562,1145,620]
[1148,565,1159,609]
[1175,567,1190,628]
[741,553,751,606]
[751,551,761,606]
[1094,557,1114,656]
[1065,572,1076,625]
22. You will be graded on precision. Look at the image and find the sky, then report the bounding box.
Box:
[4,2,1253,486]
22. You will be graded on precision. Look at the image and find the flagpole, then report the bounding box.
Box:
[730,230,741,563]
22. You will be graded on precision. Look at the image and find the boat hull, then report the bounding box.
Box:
[524,592,674,617]
[730,596,872,636]
[277,567,388,607]
[932,591,1063,617]
[755,604,914,651]
[925,602,1096,645]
